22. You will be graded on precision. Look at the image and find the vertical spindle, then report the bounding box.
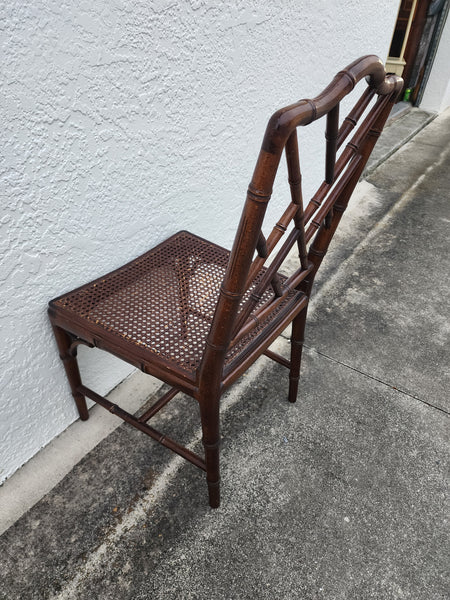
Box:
[325,103,339,184]
[285,130,308,270]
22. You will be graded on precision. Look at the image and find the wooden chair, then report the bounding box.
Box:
[48,56,402,508]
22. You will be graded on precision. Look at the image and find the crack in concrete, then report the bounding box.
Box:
[303,142,450,324]
[364,112,437,176]
[303,345,450,417]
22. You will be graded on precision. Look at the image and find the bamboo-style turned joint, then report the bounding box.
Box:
[338,68,357,89]
[205,338,228,352]
[60,353,74,362]
[285,131,304,200]
[285,129,308,269]
[368,128,382,137]
[309,247,326,258]
[288,175,302,188]
[205,479,220,489]
[247,185,271,204]
[219,286,242,300]
[337,87,376,148]
[244,198,299,291]
[333,202,347,213]
[251,314,260,328]
[304,99,317,123]
[202,439,221,450]
[305,150,365,242]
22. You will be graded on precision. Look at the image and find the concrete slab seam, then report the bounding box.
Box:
[308,142,450,319]
[47,452,186,600]
[0,371,163,535]
[304,345,450,417]
[363,113,437,176]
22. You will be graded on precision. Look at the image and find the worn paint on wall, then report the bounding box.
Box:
[1,0,398,482]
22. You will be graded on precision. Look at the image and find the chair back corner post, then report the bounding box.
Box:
[198,133,286,383]
[195,143,282,508]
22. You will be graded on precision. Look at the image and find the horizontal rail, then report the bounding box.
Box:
[337,86,376,149]
[263,348,291,369]
[305,155,364,242]
[246,202,300,288]
[138,387,180,423]
[230,284,308,348]
[78,384,206,471]
[261,59,402,151]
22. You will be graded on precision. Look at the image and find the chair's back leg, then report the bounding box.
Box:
[288,307,308,403]
[50,322,89,421]
[198,389,221,508]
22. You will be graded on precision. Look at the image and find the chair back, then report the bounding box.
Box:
[201,56,403,379]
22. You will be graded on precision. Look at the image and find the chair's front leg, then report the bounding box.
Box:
[50,322,89,421]
[199,392,221,508]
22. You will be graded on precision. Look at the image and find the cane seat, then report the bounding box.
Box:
[50,231,304,386]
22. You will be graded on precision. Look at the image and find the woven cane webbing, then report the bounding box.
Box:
[53,231,297,374]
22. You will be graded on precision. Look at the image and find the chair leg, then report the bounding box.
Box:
[199,392,221,508]
[51,323,89,421]
[288,308,308,403]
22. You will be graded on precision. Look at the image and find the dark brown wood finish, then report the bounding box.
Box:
[48,56,402,507]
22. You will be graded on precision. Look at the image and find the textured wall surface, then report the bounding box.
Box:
[1,0,399,483]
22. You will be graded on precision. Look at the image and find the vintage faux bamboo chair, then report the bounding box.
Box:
[48,56,402,508]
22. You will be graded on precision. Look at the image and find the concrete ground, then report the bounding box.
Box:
[1,107,449,600]
[365,106,435,175]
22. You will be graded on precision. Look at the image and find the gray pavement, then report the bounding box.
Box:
[1,108,449,600]
[365,106,435,175]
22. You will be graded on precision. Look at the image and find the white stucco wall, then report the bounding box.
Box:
[1,0,399,483]
[420,15,450,112]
